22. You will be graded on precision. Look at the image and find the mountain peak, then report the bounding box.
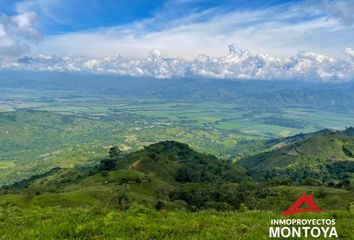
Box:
[228,44,244,55]
[150,49,161,57]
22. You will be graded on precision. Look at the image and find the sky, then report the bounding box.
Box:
[0,0,354,81]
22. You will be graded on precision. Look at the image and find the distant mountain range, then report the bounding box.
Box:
[2,71,354,113]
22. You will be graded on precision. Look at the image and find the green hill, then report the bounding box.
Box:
[1,139,354,239]
[0,141,249,210]
[239,129,354,187]
[1,139,354,213]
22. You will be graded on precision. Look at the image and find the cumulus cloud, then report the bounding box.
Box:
[3,44,354,82]
[0,11,40,58]
[1,0,353,82]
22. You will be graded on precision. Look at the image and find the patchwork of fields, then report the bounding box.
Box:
[1,88,354,185]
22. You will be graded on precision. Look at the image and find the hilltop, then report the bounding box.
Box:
[239,128,354,188]
[0,141,251,211]
[1,137,354,213]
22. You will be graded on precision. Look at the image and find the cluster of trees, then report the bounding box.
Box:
[248,161,354,191]
[175,160,245,184]
[168,182,299,211]
[144,141,247,183]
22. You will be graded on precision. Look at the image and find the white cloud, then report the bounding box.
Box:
[15,0,68,25]
[1,0,353,82]
[0,11,40,58]
[3,44,354,82]
[33,1,354,60]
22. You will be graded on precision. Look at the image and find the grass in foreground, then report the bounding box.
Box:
[0,205,353,240]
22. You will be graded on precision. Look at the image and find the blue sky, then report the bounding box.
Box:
[0,0,354,59]
[1,0,299,34]
[0,0,353,59]
[0,0,354,81]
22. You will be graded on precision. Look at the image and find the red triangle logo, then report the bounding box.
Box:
[282,194,325,216]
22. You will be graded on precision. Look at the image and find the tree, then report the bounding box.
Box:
[109,146,122,159]
[100,159,117,171]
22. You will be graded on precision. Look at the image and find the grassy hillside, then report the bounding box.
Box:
[239,129,354,187]
[0,140,354,239]
[1,141,354,212]
[0,141,250,210]
[0,206,353,240]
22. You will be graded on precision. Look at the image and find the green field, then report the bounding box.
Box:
[1,88,354,186]
[0,87,353,239]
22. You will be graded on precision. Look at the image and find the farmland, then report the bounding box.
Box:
[1,87,354,185]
